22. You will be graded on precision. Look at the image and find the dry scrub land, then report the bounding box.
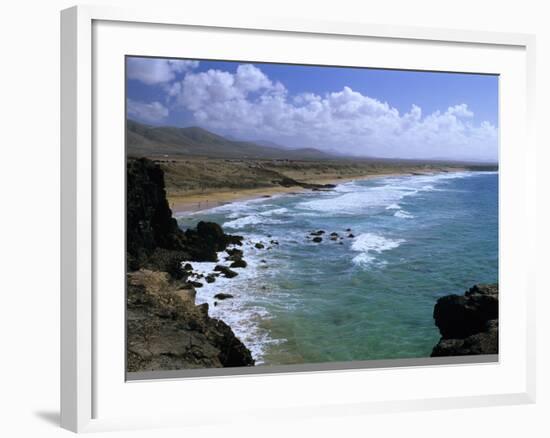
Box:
[154,157,482,211]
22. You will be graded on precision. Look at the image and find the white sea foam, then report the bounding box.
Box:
[188,196,279,216]
[223,214,283,229]
[394,210,414,219]
[227,211,245,219]
[183,240,287,363]
[333,181,363,193]
[351,233,405,266]
[297,185,415,214]
[296,171,479,215]
[261,207,289,216]
[352,253,376,265]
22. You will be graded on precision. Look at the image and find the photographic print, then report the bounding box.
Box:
[126,56,498,375]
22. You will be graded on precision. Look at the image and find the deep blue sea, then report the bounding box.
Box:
[176,171,498,365]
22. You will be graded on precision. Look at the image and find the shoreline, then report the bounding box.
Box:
[174,168,496,364]
[169,168,467,214]
[127,156,498,370]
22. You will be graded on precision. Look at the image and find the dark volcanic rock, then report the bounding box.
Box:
[127,270,254,372]
[312,237,323,243]
[310,230,325,236]
[205,275,216,284]
[225,248,245,266]
[230,259,247,268]
[184,221,243,261]
[431,284,498,357]
[127,157,190,274]
[254,243,265,249]
[276,176,335,190]
[127,158,242,269]
[432,320,498,356]
[214,293,234,300]
[226,248,244,258]
[434,284,498,339]
[214,265,239,278]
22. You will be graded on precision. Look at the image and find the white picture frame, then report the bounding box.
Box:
[60,4,537,433]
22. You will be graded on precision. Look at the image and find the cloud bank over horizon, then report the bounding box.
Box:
[126,58,498,162]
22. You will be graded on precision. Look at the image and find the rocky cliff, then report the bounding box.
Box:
[127,270,253,371]
[127,157,243,276]
[126,157,254,371]
[431,284,498,357]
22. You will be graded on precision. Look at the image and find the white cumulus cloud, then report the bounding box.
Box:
[131,62,498,161]
[127,58,199,85]
[234,64,274,92]
[127,99,169,123]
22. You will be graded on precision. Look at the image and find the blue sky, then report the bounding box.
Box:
[126,57,499,162]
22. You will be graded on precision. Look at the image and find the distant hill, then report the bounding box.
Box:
[127,119,338,160]
[252,139,294,150]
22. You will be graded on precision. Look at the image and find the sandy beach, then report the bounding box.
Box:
[169,185,305,213]
[168,169,464,214]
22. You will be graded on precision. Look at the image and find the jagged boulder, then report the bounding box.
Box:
[226,248,244,260]
[230,259,247,268]
[214,293,234,300]
[433,284,498,339]
[432,320,498,356]
[431,284,498,356]
[184,221,243,261]
[214,265,239,278]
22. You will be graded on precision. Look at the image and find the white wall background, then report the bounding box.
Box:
[0,0,547,436]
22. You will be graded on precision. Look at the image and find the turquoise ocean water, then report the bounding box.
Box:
[176,171,498,365]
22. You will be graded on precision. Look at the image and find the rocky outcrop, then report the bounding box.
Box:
[214,265,238,278]
[127,157,189,277]
[230,259,247,268]
[276,176,335,190]
[183,221,243,262]
[127,157,242,275]
[431,284,498,357]
[126,158,254,371]
[127,270,254,371]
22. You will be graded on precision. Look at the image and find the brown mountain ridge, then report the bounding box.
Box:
[127,119,338,160]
